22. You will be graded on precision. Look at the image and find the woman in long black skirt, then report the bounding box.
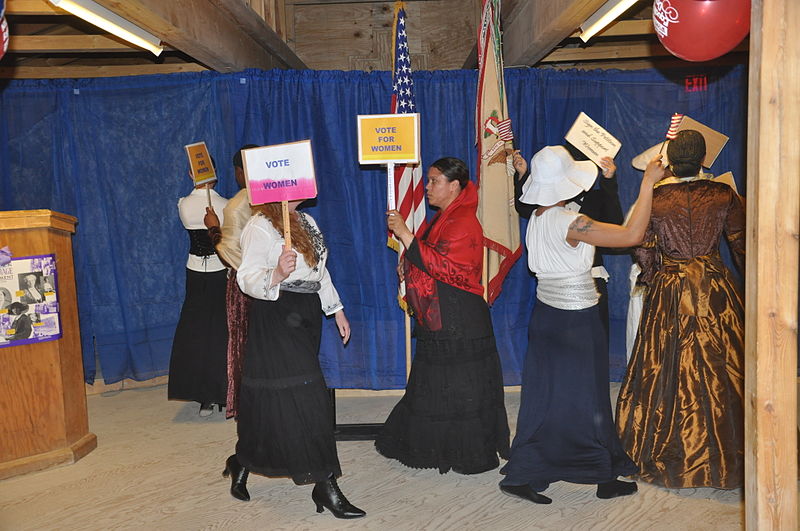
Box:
[499,146,664,503]
[224,199,365,519]
[377,157,510,475]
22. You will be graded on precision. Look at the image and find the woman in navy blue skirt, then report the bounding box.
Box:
[499,146,664,504]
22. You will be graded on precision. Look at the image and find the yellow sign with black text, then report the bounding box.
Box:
[357,114,420,165]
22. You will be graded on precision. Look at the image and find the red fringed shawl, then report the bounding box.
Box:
[404,181,484,330]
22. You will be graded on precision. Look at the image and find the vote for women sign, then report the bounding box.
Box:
[357,114,420,165]
[185,141,217,185]
[242,140,317,205]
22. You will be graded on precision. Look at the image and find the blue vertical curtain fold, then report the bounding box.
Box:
[0,65,747,386]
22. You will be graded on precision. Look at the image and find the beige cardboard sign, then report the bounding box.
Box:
[564,112,621,166]
[676,116,728,168]
[632,115,728,171]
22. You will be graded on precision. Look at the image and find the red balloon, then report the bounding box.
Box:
[653,0,751,62]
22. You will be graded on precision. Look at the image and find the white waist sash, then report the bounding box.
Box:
[536,272,599,310]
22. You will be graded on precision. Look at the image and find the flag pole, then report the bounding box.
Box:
[405,312,412,379]
[482,247,489,302]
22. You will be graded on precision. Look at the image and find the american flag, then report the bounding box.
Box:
[666,113,684,139]
[388,4,425,266]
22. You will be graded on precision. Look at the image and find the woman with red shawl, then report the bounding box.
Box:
[375,157,510,474]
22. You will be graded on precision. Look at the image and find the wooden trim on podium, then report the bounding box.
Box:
[0,209,77,233]
[0,433,96,480]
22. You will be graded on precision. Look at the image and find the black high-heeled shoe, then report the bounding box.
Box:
[222,454,250,501]
[311,477,366,519]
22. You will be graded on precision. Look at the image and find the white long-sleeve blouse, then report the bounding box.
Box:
[236,212,343,316]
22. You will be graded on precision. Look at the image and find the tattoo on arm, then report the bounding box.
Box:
[569,216,594,234]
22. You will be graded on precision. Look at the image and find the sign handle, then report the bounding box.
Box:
[282,201,292,250]
[387,162,396,211]
[206,184,212,208]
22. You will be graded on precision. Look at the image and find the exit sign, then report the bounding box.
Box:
[685,75,708,92]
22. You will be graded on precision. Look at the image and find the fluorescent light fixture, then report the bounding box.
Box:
[49,0,163,56]
[579,0,640,43]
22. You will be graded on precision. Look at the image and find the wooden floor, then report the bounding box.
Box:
[0,384,761,530]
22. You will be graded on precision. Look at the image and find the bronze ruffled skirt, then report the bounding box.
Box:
[616,253,744,489]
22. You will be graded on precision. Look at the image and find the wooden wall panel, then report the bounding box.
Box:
[745,0,799,528]
[290,0,480,71]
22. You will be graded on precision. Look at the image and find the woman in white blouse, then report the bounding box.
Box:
[223,199,365,520]
[499,146,664,504]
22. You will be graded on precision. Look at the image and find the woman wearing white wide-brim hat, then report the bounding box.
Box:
[499,145,665,504]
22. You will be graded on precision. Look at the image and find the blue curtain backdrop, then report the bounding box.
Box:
[0,65,747,387]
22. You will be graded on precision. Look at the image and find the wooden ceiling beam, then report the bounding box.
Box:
[205,0,305,70]
[502,0,607,66]
[6,0,67,16]
[568,18,654,38]
[89,0,304,71]
[0,63,207,78]
[286,0,433,4]
[540,39,749,63]
[8,34,150,53]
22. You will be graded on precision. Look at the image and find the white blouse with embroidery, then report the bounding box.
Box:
[236,212,343,316]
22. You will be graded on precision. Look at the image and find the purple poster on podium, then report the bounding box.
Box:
[0,254,62,348]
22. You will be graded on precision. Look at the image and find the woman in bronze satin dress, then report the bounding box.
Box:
[616,130,745,489]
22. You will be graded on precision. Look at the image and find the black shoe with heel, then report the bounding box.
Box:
[222,454,250,501]
[312,477,366,519]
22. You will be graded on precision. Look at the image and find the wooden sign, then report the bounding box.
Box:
[632,116,729,170]
[713,171,738,193]
[676,115,729,168]
[564,112,621,166]
[184,141,216,185]
[357,113,420,165]
[241,140,317,206]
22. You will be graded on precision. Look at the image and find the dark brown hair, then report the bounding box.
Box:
[430,157,469,189]
[667,130,706,177]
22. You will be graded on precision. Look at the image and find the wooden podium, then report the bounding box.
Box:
[0,210,96,479]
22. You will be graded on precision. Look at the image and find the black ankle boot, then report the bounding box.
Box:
[596,479,637,499]
[312,477,366,519]
[222,454,250,501]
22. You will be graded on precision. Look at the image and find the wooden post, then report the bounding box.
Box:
[745,0,799,528]
[281,200,292,249]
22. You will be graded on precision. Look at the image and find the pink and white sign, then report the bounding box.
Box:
[242,140,317,205]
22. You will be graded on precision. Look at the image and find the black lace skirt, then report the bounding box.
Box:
[375,330,510,474]
[235,291,341,485]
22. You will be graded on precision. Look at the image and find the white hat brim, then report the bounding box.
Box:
[520,155,597,206]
